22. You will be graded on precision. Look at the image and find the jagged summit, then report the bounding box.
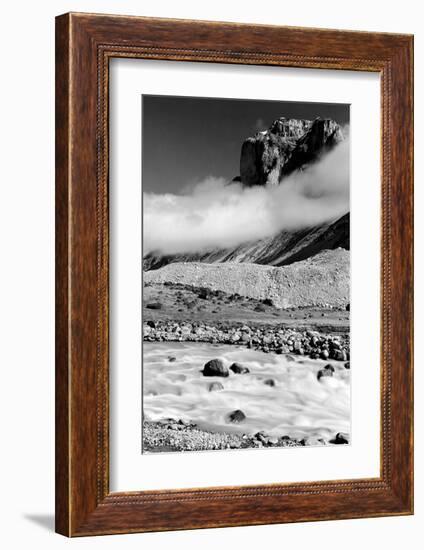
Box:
[240,117,344,187]
[269,117,312,139]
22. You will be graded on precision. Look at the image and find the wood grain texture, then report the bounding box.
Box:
[55,14,70,536]
[55,12,414,537]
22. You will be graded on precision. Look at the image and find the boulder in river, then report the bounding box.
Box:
[227,409,246,423]
[317,364,334,381]
[202,359,229,377]
[208,382,224,392]
[264,378,276,387]
[230,362,250,374]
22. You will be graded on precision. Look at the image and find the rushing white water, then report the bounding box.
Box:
[143,342,350,441]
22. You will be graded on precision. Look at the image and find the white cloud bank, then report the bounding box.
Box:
[143,139,349,255]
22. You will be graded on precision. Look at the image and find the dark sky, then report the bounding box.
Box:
[142,95,349,194]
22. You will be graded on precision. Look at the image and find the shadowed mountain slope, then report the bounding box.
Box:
[144,213,349,271]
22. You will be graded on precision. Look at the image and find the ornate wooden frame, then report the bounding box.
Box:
[55,12,414,536]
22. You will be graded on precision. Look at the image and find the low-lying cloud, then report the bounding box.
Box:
[143,139,349,255]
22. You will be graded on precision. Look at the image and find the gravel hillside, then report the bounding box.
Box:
[144,249,349,309]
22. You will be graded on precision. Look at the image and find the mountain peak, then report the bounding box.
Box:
[240,117,344,187]
[269,117,312,139]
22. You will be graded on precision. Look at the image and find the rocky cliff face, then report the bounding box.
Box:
[240,117,344,187]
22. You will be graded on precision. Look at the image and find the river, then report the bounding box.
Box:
[143,342,350,442]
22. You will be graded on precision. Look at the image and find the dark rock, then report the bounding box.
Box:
[317,366,334,381]
[198,287,211,300]
[146,302,163,310]
[262,298,274,306]
[168,356,177,362]
[264,378,276,387]
[330,432,349,445]
[227,409,246,423]
[332,349,347,361]
[346,303,350,311]
[240,117,344,187]
[208,382,224,392]
[202,359,229,377]
[281,118,344,176]
[254,431,268,444]
[344,361,350,369]
[240,118,312,187]
[146,320,157,328]
[229,362,250,374]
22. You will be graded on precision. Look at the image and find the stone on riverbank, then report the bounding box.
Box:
[146,302,163,310]
[142,420,302,452]
[330,432,349,444]
[143,320,350,362]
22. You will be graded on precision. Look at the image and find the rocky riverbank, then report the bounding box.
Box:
[143,320,350,361]
[143,419,349,453]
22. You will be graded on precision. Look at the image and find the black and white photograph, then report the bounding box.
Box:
[142,95,351,454]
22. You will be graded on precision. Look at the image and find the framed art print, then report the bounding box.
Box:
[55,13,414,536]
